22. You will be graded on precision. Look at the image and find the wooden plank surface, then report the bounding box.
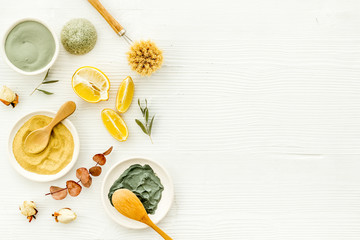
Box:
[1,0,360,239]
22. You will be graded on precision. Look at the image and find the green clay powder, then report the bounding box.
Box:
[5,21,55,72]
[108,164,164,215]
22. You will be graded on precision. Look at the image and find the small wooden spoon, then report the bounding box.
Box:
[112,189,173,240]
[23,101,76,154]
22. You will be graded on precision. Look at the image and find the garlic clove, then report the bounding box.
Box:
[53,208,77,224]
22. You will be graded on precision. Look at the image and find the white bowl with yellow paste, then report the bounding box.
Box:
[8,110,80,182]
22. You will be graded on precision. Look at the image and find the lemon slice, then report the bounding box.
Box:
[101,109,128,142]
[116,76,134,113]
[72,66,110,103]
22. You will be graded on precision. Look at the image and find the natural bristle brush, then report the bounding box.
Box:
[88,0,164,76]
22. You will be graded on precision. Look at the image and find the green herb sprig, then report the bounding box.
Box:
[30,69,59,95]
[135,99,155,143]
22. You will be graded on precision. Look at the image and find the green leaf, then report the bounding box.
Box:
[36,89,54,95]
[135,119,148,135]
[145,108,149,123]
[42,80,59,84]
[43,69,50,81]
[138,99,145,115]
[136,99,155,141]
[141,107,147,117]
[148,115,155,135]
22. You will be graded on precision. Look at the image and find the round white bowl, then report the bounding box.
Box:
[102,157,174,229]
[1,18,59,75]
[8,110,80,182]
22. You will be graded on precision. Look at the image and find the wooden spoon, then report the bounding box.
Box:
[23,101,76,154]
[112,189,173,240]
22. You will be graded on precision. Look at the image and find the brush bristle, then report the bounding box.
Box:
[127,40,163,76]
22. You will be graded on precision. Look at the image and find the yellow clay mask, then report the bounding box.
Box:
[13,115,74,175]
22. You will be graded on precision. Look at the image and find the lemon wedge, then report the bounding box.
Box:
[72,66,110,103]
[101,109,128,142]
[116,76,134,113]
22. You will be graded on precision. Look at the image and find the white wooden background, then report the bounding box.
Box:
[1,0,360,239]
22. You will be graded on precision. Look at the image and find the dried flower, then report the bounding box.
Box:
[19,201,38,222]
[46,146,113,200]
[0,86,18,108]
[52,208,77,224]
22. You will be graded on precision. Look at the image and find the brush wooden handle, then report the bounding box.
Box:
[88,0,124,34]
[142,216,173,240]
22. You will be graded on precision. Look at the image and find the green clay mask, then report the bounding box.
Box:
[5,21,55,72]
[108,164,164,215]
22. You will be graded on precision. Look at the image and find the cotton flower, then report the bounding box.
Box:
[52,208,77,224]
[19,201,37,222]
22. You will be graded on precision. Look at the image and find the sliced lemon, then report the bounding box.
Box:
[72,66,110,103]
[101,109,128,142]
[116,76,134,113]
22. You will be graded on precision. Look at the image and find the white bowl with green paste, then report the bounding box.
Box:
[102,157,174,229]
[2,18,59,75]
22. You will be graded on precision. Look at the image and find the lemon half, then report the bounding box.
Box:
[72,66,110,103]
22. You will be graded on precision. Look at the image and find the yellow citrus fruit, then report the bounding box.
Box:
[116,76,134,113]
[72,66,110,103]
[101,108,128,142]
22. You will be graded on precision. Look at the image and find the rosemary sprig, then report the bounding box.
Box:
[135,99,155,143]
[30,69,59,95]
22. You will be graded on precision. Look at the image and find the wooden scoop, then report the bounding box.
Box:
[112,189,172,240]
[23,101,76,154]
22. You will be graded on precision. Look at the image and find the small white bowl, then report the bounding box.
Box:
[102,157,174,229]
[8,110,80,182]
[1,18,59,75]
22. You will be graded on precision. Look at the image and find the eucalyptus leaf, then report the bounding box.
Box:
[135,119,148,135]
[36,89,54,95]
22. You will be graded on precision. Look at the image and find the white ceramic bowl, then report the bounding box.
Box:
[102,157,174,229]
[8,110,80,182]
[1,18,59,75]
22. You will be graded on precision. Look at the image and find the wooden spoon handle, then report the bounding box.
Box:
[143,217,173,240]
[88,0,124,34]
[48,101,76,129]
